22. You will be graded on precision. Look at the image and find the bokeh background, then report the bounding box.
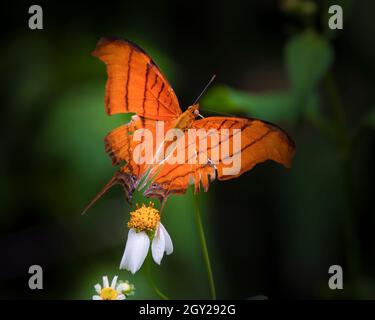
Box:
[1,0,374,299]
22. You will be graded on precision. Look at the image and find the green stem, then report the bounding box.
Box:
[193,193,217,300]
[146,254,169,300]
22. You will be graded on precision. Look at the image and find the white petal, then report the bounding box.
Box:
[94,284,101,294]
[102,276,109,288]
[110,275,118,289]
[120,229,150,274]
[116,282,130,293]
[116,294,126,300]
[92,295,102,300]
[151,224,165,265]
[159,223,173,255]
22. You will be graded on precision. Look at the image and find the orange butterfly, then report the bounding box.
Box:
[83,37,295,213]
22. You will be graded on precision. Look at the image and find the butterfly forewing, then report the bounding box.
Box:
[92,38,182,120]
[192,117,295,180]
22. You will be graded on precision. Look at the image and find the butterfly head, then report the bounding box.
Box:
[188,103,202,118]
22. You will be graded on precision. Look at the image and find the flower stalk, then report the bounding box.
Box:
[193,193,216,300]
[146,254,169,300]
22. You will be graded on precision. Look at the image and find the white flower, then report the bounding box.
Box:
[117,282,130,293]
[117,280,135,296]
[120,222,173,274]
[120,202,173,274]
[92,275,126,300]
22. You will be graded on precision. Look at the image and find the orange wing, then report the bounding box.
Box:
[193,117,295,180]
[82,38,182,212]
[82,115,174,212]
[105,115,174,174]
[144,161,216,203]
[92,37,181,120]
[144,117,295,202]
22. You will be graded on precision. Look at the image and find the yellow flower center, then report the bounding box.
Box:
[128,202,160,232]
[100,287,118,300]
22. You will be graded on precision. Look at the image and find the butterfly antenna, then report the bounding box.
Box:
[81,175,117,215]
[193,74,217,105]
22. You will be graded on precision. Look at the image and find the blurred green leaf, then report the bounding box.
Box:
[202,85,294,122]
[39,82,131,181]
[285,30,333,115]
[202,31,332,124]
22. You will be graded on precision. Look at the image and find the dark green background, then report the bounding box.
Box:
[1,0,374,299]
